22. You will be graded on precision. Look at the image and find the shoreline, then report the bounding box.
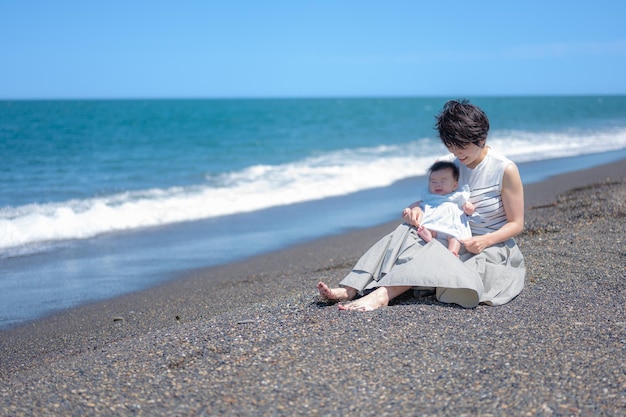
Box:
[2,158,625,415]
[3,149,626,331]
[2,157,625,350]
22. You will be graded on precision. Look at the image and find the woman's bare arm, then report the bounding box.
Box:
[462,163,524,254]
[402,201,424,227]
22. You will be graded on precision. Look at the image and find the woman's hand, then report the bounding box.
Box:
[402,206,423,228]
[461,235,491,254]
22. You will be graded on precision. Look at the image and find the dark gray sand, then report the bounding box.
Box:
[2,159,625,416]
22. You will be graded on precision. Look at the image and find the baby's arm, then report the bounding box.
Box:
[462,201,475,215]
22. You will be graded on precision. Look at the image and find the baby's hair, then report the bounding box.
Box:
[429,161,459,181]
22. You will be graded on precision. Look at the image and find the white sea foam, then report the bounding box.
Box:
[1,128,625,254]
[489,127,626,162]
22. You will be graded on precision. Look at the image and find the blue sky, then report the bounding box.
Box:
[1,0,625,99]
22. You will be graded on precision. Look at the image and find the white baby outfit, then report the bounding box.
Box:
[419,185,477,241]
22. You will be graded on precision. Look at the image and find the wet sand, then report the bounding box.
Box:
[1,159,625,416]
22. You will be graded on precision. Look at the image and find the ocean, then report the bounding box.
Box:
[2,96,626,329]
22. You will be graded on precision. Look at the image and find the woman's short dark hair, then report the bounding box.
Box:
[429,160,459,181]
[435,99,489,149]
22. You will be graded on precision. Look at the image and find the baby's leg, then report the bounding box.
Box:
[448,237,461,257]
[417,226,436,243]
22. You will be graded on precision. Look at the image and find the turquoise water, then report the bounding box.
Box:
[1,96,626,328]
[2,96,626,253]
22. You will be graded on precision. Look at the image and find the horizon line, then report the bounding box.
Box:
[2,93,626,101]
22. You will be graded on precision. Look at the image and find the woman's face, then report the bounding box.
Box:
[447,142,487,169]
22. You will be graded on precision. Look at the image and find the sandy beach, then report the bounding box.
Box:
[1,158,625,416]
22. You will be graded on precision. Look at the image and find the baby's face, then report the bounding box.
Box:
[429,168,458,195]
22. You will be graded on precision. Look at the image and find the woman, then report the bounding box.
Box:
[317,99,525,310]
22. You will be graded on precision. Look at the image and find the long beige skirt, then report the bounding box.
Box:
[339,223,525,308]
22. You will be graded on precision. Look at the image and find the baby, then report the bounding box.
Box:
[402,161,478,256]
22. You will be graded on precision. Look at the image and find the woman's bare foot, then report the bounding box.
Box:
[317,282,356,302]
[337,287,391,311]
[417,226,434,243]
